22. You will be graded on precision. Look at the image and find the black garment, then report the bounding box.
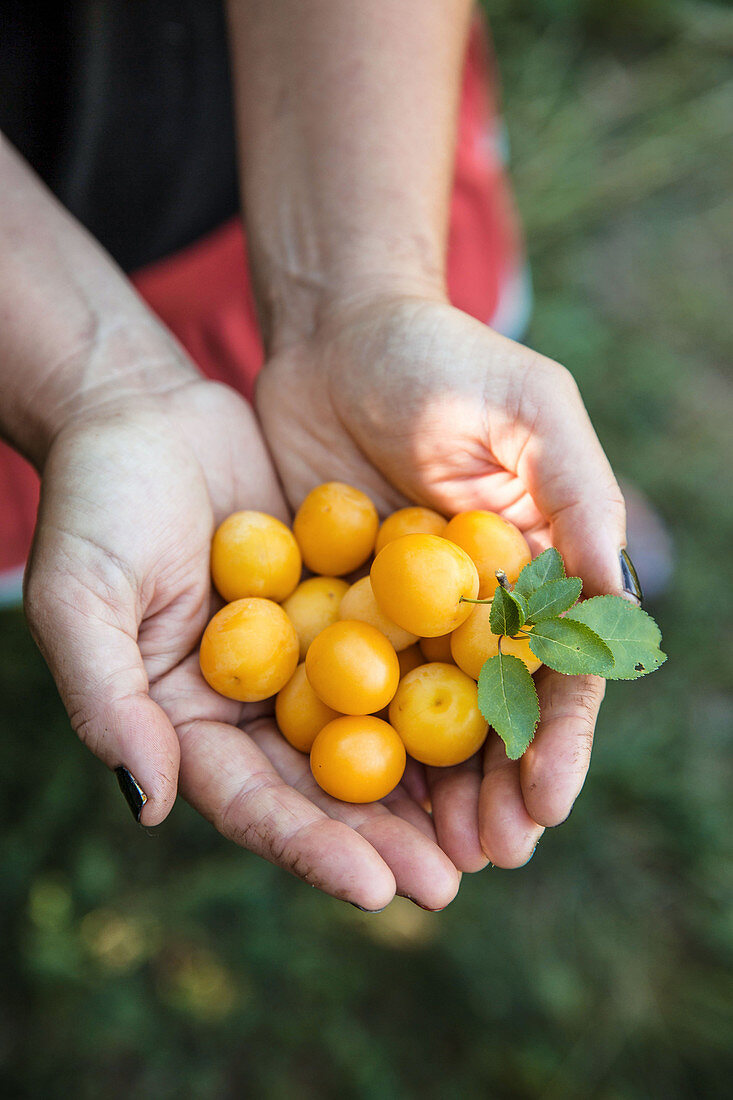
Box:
[1,0,239,272]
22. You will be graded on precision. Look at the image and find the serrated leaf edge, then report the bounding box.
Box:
[564,594,663,644]
[514,547,566,598]
[525,576,582,622]
[477,654,540,760]
[564,597,667,680]
[588,650,667,681]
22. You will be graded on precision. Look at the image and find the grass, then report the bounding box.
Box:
[1,3,732,1096]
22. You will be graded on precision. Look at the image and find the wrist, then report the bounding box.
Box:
[227,0,471,354]
[259,259,449,355]
[6,315,199,470]
[0,138,201,469]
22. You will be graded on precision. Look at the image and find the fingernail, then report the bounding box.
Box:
[115,766,148,822]
[404,896,445,913]
[349,902,387,914]
[620,548,643,604]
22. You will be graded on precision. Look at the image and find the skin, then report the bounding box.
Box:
[228,1,630,874]
[255,296,619,873]
[1,0,632,908]
[0,139,459,912]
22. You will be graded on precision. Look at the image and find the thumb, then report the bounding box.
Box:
[517,364,629,597]
[24,555,180,826]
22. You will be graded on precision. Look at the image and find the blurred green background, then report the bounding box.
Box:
[2,1,732,1096]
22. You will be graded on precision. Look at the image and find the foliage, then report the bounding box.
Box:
[477,653,540,760]
[478,550,665,756]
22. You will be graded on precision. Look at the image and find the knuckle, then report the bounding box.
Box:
[609,488,628,526]
[511,355,580,434]
[66,697,107,759]
[574,727,596,761]
[219,776,320,883]
[573,689,603,724]
[67,688,153,767]
[542,358,580,399]
[219,773,280,849]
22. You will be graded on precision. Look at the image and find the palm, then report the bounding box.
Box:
[30,378,458,910]
[156,649,456,909]
[258,297,625,870]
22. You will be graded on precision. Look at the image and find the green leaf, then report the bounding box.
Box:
[507,588,527,628]
[514,547,565,599]
[564,596,667,680]
[528,618,615,675]
[489,585,520,637]
[477,654,540,760]
[525,577,582,622]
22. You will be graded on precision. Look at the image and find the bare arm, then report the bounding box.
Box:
[227,2,630,872]
[226,0,473,349]
[0,134,458,908]
[0,134,194,467]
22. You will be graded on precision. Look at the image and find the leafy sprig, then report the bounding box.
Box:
[474,549,667,760]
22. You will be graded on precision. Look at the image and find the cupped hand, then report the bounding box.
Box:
[256,294,630,871]
[24,372,459,911]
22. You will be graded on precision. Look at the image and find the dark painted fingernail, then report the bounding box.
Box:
[115,766,148,822]
[620,548,643,604]
[350,902,386,914]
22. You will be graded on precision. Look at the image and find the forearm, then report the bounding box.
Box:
[226,0,472,349]
[0,135,196,469]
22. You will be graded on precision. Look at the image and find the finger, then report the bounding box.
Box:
[400,756,431,812]
[380,781,437,839]
[247,721,460,911]
[516,359,628,596]
[520,667,605,827]
[427,757,489,873]
[24,565,180,827]
[177,716,397,911]
[479,733,545,868]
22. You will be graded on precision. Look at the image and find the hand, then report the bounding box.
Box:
[24,367,459,911]
[257,293,630,870]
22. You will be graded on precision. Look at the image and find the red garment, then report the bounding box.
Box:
[0,21,525,584]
